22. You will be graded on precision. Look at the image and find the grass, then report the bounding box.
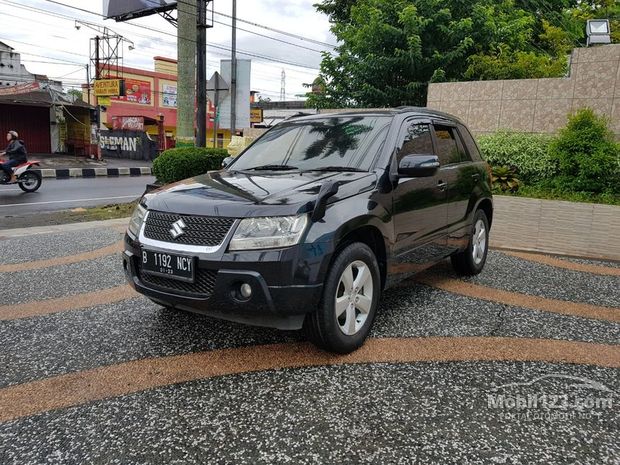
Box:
[0,201,138,230]
[68,201,138,222]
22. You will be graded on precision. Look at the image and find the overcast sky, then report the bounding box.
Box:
[0,0,336,100]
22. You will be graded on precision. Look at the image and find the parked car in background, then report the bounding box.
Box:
[123,108,493,353]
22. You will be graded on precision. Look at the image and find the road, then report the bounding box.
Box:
[0,222,618,464]
[0,176,155,215]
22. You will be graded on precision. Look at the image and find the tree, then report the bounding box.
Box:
[66,88,84,102]
[310,0,617,108]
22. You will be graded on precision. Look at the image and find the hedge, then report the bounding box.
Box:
[548,108,620,195]
[477,131,556,182]
[152,147,229,184]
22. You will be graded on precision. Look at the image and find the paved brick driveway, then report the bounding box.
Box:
[0,224,618,464]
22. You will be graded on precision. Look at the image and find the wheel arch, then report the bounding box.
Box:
[333,224,388,291]
[476,198,493,228]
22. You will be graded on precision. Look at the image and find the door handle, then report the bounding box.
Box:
[437,181,447,191]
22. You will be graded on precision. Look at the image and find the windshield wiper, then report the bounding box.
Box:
[245,164,299,171]
[306,166,367,172]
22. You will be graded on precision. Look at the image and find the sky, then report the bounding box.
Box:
[0,0,336,101]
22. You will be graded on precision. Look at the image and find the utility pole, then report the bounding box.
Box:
[177,0,197,147]
[230,0,237,134]
[196,0,207,147]
[94,36,101,159]
[85,64,90,104]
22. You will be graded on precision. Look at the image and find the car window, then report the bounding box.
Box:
[458,124,481,161]
[433,124,467,165]
[231,116,391,171]
[396,123,433,163]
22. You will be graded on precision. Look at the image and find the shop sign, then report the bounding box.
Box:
[113,78,152,105]
[162,84,177,107]
[0,82,40,95]
[112,116,145,131]
[94,79,123,97]
[250,108,263,123]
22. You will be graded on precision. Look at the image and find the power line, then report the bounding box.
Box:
[210,19,325,53]
[35,0,322,70]
[111,0,336,49]
[213,10,336,49]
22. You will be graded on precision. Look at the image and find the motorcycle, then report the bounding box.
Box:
[0,159,42,192]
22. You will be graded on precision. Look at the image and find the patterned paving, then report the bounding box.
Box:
[0,226,618,464]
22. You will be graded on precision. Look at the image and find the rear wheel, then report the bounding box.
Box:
[451,209,489,276]
[18,170,42,193]
[304,242,380,354]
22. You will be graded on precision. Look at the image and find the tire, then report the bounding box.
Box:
[451,209,489,276]
[304,242,381,354]
[18,170,42,193]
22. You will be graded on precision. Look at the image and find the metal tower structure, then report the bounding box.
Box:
[280,69,286,101]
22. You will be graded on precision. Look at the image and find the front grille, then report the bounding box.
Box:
[139,265,217,297]
[144,211,234,246]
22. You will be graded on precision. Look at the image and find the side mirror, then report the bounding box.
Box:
[222,156,234,168]
[398,154,440,177]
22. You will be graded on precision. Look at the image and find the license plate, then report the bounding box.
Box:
[141,249,196,282]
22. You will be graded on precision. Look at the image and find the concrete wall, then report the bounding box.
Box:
[427,44,620,137]
[491,196,620,260]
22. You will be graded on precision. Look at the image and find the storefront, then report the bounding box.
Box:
[85,57,231,149]
[0,82,92,154]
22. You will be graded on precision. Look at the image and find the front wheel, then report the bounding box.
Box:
[18,170,42,193]
[451,209,489,276]
[304,242,381,354]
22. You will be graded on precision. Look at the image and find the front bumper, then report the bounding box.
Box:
[123,234,324,330]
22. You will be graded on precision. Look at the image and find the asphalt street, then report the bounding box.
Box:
[0,223,618,464]
[0,176,155,215]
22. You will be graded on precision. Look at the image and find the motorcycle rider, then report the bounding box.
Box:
[0,130,27,183]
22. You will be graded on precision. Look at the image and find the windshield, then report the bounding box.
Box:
[230,116,391,172]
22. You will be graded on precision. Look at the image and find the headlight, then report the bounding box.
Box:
[128,204,147,237]
[229,215,308,250]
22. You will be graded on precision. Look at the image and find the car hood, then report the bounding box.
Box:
[143,170,377,217]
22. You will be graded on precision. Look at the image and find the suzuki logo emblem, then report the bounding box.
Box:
[170,219,187,239]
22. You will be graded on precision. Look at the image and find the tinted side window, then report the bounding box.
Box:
[397,123,433,163]
[458,124,481,161]
[433,124,466,165]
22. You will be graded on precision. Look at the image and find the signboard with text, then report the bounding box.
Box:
[111,116,145,131]
[0,82,40,95]
[250,108,263,124]
[162,84,177,107]
[112,78,151,105]
[94,79,123,97]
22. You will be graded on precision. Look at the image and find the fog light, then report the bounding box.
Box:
[240,283,252,299]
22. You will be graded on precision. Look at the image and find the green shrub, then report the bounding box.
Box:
[548,108,620,195]
[477,131,556,182]
[491,165,521,193]
[153,147,229,184]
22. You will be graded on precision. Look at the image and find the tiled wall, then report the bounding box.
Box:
[427,44,620,137]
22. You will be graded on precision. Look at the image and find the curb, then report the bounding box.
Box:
[32,167,152,179]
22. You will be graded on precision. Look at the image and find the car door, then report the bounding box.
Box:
[391,119,449,273]
[431,122,478,251]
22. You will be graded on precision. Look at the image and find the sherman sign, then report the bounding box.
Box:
[100,130,157,160]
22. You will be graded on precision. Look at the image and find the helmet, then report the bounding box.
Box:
[8,130,18,139]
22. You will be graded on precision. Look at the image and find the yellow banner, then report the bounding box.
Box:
[250,108,263,123]
[98,96,111,106]
[94,79,122,97]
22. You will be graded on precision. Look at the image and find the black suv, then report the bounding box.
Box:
[123,108,493,353]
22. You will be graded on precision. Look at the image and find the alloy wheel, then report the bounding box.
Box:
[472,219,487,265]
[335,260,374,336]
